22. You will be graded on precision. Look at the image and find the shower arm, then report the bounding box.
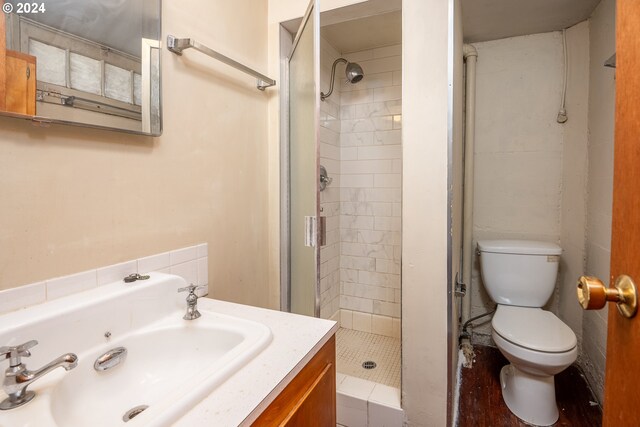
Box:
[320,58,348,101]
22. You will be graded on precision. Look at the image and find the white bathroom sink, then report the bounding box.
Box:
[0,274,272,427]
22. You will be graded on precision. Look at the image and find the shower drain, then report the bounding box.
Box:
[123,405,149,422]
[362,360,377,370]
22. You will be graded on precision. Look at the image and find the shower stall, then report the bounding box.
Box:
[281,0,403,396]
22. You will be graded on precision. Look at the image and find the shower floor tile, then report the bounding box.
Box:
[336,328,401,388]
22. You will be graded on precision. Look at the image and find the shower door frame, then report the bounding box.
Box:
[280,0,321,317]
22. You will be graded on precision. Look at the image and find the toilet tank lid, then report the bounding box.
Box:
[477,240,562,255]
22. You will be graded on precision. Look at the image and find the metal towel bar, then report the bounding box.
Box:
[166,35,276,90]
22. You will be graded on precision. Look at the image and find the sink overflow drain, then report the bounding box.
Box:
[362,360,377,370]
[123,405,149,422]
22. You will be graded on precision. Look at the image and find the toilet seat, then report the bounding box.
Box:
[492,305,577,352]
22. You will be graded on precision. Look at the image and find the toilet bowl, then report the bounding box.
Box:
[491,305,577,425]
[477,240,578,426]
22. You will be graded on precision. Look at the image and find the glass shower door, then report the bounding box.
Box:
[288,0,320,317]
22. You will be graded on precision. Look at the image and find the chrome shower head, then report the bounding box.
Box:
[321,58,365,101]
[345,61,364,84]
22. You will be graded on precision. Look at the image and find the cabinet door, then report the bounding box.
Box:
[281,363,335,426]
[253,335,336,426]
[5,50,36,115]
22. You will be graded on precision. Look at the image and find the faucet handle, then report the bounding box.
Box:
[178,284,205,294]
[0,340,38,366]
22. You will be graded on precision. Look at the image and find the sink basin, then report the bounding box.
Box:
[0,274,272,427]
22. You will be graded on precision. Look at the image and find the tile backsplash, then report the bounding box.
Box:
[0,244,208,315]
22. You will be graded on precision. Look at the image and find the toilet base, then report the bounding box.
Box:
[500,364,559,426]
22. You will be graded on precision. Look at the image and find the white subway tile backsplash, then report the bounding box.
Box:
[196,244,208,259]
[0,282,46,314]
[197,257,209,290]
[97,261,137,286]
[137,252,171,273]
[46,270,97,301]
[1,244,209,313]
[170,245,199,265]
[170,260,198,286]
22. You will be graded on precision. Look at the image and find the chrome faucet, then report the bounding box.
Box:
[0,340,78,410]
[178,284,205,320]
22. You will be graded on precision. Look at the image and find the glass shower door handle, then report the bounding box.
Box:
[304,216,326,247]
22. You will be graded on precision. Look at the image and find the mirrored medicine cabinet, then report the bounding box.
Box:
[0,0,161,135]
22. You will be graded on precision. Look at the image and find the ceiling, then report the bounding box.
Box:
[462,0,602,43]
[322,11,402,54]
[283,0,601,54]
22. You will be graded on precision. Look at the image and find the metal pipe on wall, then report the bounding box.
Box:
[461,43,478,329]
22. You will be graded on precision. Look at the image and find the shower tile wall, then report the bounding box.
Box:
[339,44,402,337]
[319,37,342,320]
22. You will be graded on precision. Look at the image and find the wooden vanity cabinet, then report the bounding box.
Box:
[253,335,336,426]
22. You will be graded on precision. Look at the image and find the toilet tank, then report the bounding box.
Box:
[477,240,562,307]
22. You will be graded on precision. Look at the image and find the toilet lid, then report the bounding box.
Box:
[492,306,577,352]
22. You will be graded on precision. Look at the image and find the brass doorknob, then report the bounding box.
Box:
[577,275,638,318]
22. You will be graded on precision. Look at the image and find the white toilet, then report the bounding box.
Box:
[477,239,577,426]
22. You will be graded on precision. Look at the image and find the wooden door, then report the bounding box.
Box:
[603,1,640,425]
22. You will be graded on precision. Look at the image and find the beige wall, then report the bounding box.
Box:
[0,0,272,309]
[402,0,450,424]
[583,0,616,403]
[470,31,566,335]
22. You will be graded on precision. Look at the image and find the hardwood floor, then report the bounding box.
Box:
[458,345,602,427]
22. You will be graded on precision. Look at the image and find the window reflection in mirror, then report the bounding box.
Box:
[0,0,161,135]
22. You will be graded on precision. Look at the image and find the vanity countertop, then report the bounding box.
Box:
[174,298,338,426]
